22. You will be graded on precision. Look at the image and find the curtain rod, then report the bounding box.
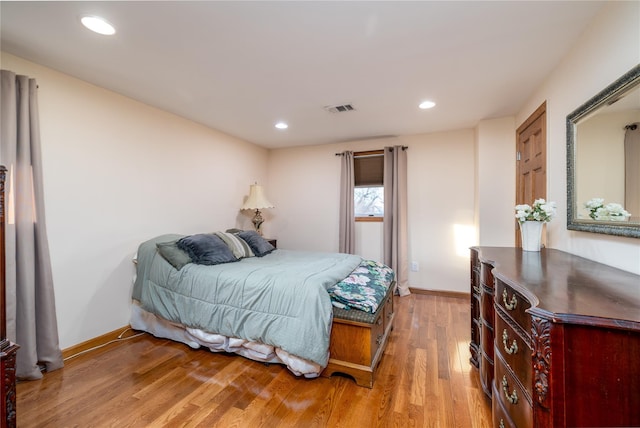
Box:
[625,123,638,130]
[335,146,408,156]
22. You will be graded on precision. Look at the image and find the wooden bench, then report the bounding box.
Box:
[321,286,395,388]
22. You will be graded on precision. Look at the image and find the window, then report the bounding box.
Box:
[354,187,384,217]
[354,150,384,220]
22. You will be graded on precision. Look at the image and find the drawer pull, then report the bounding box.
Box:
[377,318,383,326]
[376,334,384,345]
[502,289,518,311]
[502,329,518,355]
[499,420,505,428]
[502,375,518,404]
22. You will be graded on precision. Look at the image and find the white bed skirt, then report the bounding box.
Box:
[129,301,325,378]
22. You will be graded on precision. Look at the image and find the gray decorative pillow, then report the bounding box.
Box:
[237,230,275,257]
[156,240,192,270]
[177,234,238,265]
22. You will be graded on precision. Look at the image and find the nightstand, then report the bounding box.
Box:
[266,239,277,249]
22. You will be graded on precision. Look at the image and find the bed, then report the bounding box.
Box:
[130,231,395,387]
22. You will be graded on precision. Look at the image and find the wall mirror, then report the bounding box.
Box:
[567,64,640,238]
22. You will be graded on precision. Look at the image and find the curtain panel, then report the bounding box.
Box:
[625,124,640,218]
[383,146,410,296]
[0,70,63,379]
[338,151,355,254]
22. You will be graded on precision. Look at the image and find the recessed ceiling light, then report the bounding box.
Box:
[419,100,436,109]
[81,16,116,35]
[275,122,288,130]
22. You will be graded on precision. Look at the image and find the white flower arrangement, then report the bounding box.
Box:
[584,198,631,221]
[515,199,557,224]
[606,203,632,220]
[584,198,605,220]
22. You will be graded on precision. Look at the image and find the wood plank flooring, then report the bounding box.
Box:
[17,293,492,427]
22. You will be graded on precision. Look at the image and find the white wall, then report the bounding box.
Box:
[476,117,517,246]
[576,111,633,213]
[405,130,476,291]
[0,52,269,349]
[515,1,640,273]
[355,222,383,262]
[268,131,476,293]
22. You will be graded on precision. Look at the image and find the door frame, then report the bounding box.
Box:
[515,102,547,246]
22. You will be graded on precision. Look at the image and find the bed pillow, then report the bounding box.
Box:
[237,230,275,257]
[214,231,254,258]
[156,240,192,270]
[225,228,244,234]
[177,233,238,265]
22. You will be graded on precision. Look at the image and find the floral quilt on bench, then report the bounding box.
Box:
[328,260,395,313]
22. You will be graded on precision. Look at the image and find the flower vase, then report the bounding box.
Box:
[520,221,543,252]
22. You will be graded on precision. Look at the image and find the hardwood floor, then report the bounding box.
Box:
[17,294,492,427]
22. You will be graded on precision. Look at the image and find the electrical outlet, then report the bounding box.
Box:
[411,261,419,272]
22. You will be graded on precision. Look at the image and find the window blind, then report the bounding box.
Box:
[354,151,383,186]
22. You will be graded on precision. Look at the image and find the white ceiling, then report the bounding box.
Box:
[0,1,605,149]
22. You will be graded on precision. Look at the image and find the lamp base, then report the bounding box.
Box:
[252,209,264,235]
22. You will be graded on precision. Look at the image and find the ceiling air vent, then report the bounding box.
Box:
[324,103,355,113]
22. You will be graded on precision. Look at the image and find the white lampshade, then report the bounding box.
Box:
[241,184,274,210]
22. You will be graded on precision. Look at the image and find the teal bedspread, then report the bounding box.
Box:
[133,234,362,367]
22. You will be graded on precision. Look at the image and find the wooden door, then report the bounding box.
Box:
[516,102,547,246]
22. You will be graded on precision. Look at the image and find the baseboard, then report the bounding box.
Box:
[409,287,469,299]
[62,325,136,360]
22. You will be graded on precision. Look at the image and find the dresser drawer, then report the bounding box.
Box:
[492,383,518,428]
[495,279,531,334]
[471,316,480,348]
[481,285,495,327]
[471,294,480,325]
[495,311,532,399]
[481,262,494,287]
[494,353,533,428]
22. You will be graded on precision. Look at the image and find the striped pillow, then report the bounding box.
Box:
[214,231,254,258]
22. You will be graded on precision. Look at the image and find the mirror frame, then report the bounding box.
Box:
[567,64,640,239]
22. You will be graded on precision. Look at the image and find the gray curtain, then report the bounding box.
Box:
[383,146,410,296]
[0,70,63,379]
[338,151,355,254]
[625,124,640,219]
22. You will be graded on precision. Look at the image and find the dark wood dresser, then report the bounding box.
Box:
[470,247,640,428]
[0,166,18,428]
[470,248,496,398]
